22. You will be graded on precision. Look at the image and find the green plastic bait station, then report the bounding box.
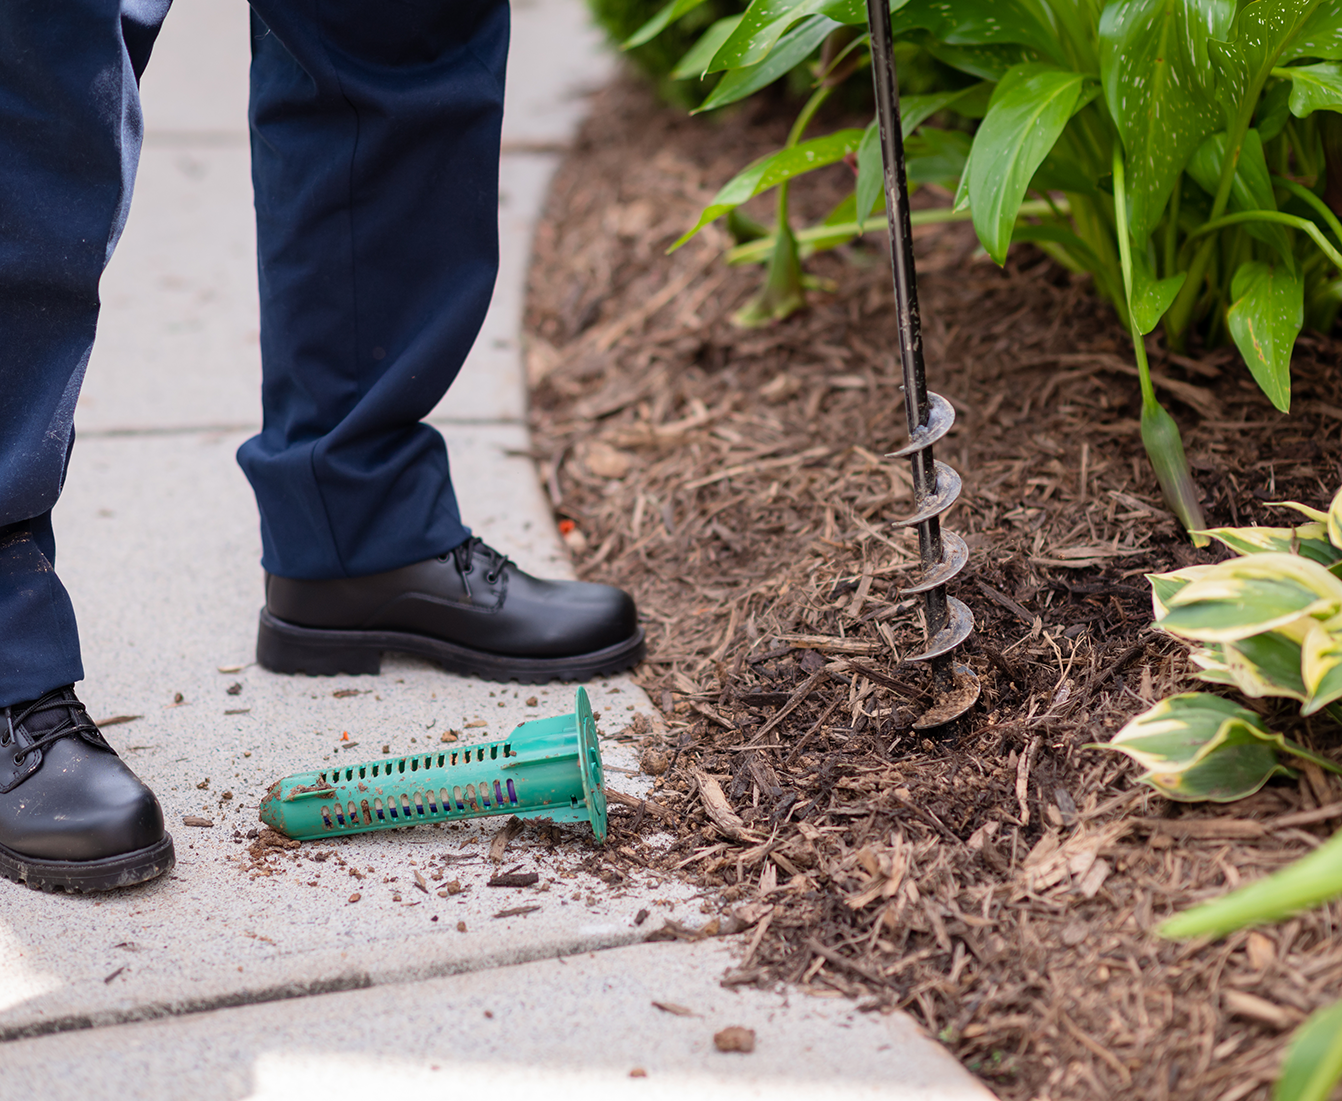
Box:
[259,687,607,843]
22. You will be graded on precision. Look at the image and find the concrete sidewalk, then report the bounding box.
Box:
[0,1,993,1096]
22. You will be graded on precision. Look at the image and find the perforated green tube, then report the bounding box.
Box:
[258,687,606,843]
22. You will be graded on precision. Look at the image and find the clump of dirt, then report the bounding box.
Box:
[526,74,1342,1100]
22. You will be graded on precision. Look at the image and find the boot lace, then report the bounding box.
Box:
[2,688,109,765]
[443,537,510,597]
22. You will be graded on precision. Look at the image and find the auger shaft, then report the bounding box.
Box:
[864,0,979,729]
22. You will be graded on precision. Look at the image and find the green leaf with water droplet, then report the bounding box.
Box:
[1227,260,1303,413]
[968,62,1090,265]
[671,129,865,250]
[625,0,712,49]
[694,14,837,108]
[1099,0,1229,242]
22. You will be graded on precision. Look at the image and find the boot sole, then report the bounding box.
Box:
[0,833,175,893]
[256,608,647,684]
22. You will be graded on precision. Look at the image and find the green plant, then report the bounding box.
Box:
[1104,490,1342,801]
[1098,487,1342,1101]
[635,0,1342,540]
[590,0,751,105]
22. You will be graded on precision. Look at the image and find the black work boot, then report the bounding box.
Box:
[0,687,174,892]
[256,537,645,683]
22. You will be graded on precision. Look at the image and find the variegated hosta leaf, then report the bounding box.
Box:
[1142,735,1291,803]
[1190,643,1240,686]
[1272,500,1331,524]
[1150,564,1217,620]
[1330,486,1342,551]
[1158,553,1342,642]
[1106,693,1271,774]
[1221,625,1309,702]
[1302,620,1342,716]
[1199,522,1342,567]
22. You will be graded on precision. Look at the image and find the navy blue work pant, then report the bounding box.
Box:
[0,0,508,708]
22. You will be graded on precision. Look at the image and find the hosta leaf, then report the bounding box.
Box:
[1329,486,1342,549]
[1106,692,1271,772]
[1301,619,1342,713]
[625,0,711,49]
[695,14,837,108]
[672,129,866,249]
[1151,563,1218,618]
[1200,522,1333,559]
[1227,260,1304,413]
[1191,643,1241,685]
[1189,130,1295,264]
[1222,627,1309,701]
[1130,247,1187,334]
[1283,59,1342,115]
[1274,997,1342,1101]
[1099,0,1229,241]
[969,63,1091,265]
[1159,825,1342,940]
[1275,499,1331,523]
[1141,734,1290,802]
[672,16,744,80]
[1160,552,1342,640]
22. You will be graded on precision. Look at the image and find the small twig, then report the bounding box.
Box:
[1016,736,1041,826]
[803,937,885,987]
[749,668,828,746]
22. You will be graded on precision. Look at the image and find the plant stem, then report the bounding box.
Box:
[1112,146,1156,408]
[1188,209,1342,270]
[1274,173,1342,245]
[1114,143,1207,541]
[787,84,832,149]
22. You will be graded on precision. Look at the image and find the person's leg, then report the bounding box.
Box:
[238,0,508,581]
[0,0,169,709]
[0,0,174,890]
[241,0,644,683]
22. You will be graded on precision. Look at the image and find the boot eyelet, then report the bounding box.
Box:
[485,571,500,585]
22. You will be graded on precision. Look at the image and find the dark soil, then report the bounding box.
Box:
[524,74,1342,1101]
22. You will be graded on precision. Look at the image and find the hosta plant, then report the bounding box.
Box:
[1102,490,1342,1101]
[635,0,1342,541]
[1105,488,1342,802]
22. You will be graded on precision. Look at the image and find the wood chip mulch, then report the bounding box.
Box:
[523,75,1342,1101]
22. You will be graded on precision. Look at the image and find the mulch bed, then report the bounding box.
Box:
[523,74,1342,1101]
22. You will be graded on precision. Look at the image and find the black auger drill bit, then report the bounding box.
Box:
[864,0,980,731]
